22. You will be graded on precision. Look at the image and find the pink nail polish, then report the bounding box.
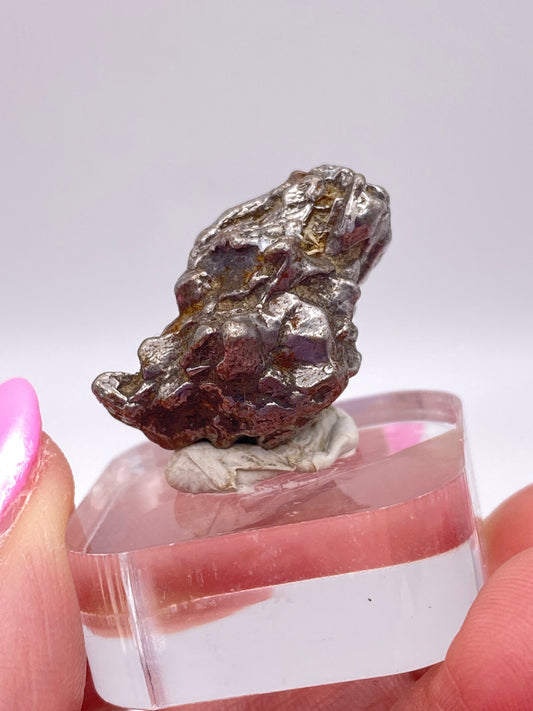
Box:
[0,378,42,522]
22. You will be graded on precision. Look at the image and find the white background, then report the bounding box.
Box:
[1,1,532,514]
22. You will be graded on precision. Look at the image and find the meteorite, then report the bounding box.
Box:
[92,165,391,450]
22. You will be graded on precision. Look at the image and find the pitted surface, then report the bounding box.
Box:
[93,166,391,449]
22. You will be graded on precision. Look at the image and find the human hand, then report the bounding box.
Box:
[1,378,532,711]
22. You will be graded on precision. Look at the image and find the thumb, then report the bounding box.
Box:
[0,378,86,711]
[391,483,533,711]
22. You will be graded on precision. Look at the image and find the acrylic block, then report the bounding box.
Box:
[66,390,485,710]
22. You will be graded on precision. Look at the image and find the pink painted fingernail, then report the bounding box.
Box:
[0,378,42,519]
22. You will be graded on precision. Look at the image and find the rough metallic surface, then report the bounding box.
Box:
[93,166,391,450]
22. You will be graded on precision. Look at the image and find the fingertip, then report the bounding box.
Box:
[0,433,86,710]
[484,483,533,574]
[392,547,533,710]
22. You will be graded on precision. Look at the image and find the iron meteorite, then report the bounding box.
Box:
[93,166,391,450]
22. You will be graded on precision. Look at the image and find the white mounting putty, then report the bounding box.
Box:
[165,406,359,493]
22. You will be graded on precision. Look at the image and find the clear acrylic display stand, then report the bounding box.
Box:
[66,390,485,709]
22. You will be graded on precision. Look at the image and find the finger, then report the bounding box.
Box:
[391,484,533,711]
[82,675,421,711]
[82,667,123,711]
[0,378,86,711]
[484,483,533,574]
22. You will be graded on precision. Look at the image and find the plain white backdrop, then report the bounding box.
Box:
[1,1,532,514]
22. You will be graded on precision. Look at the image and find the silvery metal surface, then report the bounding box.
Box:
[93,166,391,450]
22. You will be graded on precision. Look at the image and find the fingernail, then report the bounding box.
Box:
[0,378,42,520]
